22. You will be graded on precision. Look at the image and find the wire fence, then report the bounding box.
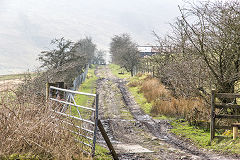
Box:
[64,64,90,103]
[132,61,155,77]
[71,64,89,91]
[47,64,118,159]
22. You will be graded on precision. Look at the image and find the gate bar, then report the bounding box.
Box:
[50,86,96,97]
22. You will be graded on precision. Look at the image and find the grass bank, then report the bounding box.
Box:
[171,120,240,155]
[74,65,112,160]
[109,64,164,117]
[109,63,240,155]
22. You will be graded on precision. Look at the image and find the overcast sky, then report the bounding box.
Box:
[0,0,186,75]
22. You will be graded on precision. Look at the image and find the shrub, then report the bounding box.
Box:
[0,91,87,159]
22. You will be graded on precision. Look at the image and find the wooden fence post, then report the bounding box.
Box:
[233,126,238,140]
[210,89,216,143]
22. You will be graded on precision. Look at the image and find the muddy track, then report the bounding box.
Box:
[95,65,238,160]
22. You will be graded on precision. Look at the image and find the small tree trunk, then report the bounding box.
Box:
[218,81,235,102]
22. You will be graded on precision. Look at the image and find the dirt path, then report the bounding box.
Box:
[96,65,238,160]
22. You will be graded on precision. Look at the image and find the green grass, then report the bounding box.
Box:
[70,66,98,119]
[0,153,41,160]
[171,120,211,147]
[128,86,152,114]
[109,64,131,79]
[109,64,170,120]
[72,65,112,160]
[171,120,240,155]
[94,144,112,160]
[109,63,240,155]
[75,67,98,105]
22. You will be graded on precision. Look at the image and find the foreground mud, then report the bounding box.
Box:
[95,65,238,160]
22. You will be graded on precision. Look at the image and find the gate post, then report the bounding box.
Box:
[210,89,216,143]
[92,94,99,157]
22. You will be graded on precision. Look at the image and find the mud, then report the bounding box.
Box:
[95,65,239,160]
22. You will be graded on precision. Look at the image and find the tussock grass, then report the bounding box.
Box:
[0,91,88,160]
[140,78,209,122]
[140,78,171,103]
[110,64,209,122]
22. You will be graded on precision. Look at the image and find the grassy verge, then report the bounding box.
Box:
[75,66,98,106]
[109,63,240,155]
[74,65,112,160]
[109,64,169,120]
[109,64,131,79]
[171,120,240,155]
[109,64,150,113]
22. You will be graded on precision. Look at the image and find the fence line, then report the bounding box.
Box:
[47,64,118,159]
[64,64,89,108]
[71,64,89,91]
[210,90,240,142]
[132,60,155,77]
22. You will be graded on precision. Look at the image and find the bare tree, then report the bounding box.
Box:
[72,37,96,64]
[38,37,74,69]
[37,37,97,88]
[110,34,140,76]
[177,0,240,94]
[93,50,106,65]
[151,0,240,100]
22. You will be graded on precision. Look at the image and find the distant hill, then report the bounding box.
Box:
[0,0,183,75]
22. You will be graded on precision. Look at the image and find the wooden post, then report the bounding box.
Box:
[92,94,99,157]
[46,82,49,101]
[97,119,119,160]
[233,126,238,140]
[210,90,216,143]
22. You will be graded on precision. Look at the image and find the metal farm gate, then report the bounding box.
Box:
[48,86,99,157]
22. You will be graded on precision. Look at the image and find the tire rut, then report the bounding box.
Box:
[95,65,238,160]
